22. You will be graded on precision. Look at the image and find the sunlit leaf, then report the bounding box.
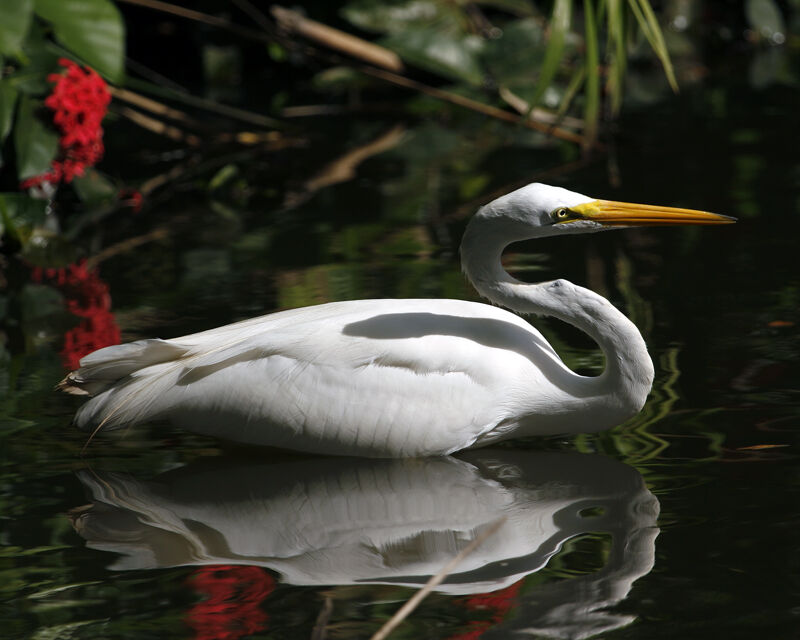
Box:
[583,0,599,149]
[0,0,33,56]
[0,193,48,245]
[13,95,58,180]
[626,0,678,92]
[33,0,125,82]
[382,28,484,85]
[208,164,240,191]
[528,0,572,109]
[342,0,461,34]
[745,0,786,42]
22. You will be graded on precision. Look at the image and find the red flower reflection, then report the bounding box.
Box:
[118,187,144,212]
[186,565,275,640]
[32,260,120,369]
[21,58,111,189]
[448,580,523,640]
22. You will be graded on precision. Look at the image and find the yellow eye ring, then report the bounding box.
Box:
[552,207,571,222]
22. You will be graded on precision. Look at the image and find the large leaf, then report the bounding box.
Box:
[13,95,58,180]
[481,18,545,85]
[381,28,484,85]
[11,22,60,95]
[34,0,124,82]
[0,82,19,145]
[0,193,48,245]
[0,0,34,56]
[72,168,116,206]
[745,0,786,42]
[342,0,463,35]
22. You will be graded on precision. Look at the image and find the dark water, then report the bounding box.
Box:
[3,57,799,639]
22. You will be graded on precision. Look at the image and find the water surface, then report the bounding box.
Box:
[2,55,799,639]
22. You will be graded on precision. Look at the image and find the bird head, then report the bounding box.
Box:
[479,183,735,236]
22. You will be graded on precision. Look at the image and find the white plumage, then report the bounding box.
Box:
[63,183,733,456]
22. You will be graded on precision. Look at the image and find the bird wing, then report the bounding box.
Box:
[73,299,567,456]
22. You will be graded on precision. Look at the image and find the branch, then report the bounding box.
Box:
[370,517,507,640]
[271,6,404,72]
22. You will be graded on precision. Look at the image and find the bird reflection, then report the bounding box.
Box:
[71,450,658,638]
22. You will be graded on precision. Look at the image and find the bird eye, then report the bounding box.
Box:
[551,207,572,222]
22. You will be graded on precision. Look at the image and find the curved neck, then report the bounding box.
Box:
[460,213,654,412]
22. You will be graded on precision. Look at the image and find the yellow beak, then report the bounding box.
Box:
[573,199,736,226]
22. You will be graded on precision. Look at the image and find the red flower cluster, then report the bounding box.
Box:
[448,580,523,640]
[21,59,111,189]
[32,260,120,369]
[185,565,275,640]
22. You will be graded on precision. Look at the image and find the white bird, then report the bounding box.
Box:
[62,183,733,457]
[71,450,659,603]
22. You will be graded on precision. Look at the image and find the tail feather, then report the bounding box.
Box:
[59,339,188,396]
[60,339,190,431]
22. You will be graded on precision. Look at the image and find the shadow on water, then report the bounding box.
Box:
[71,449,658,638]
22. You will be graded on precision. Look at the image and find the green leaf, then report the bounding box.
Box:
[0,193,48,244]
[528,0,572,110]
[0,0,33,56]
[745,0,786,42]
[34,0,125,82]
[72,168,115,205]
[605,0,626,115]
[342,0,462,35]
[481,18,545,85]
[208,164,239,191]
[381,28,484,85]
[583,0,600,149]
[0,82,19,145]
[13,94,58,180]
[627,0,678,92]
[9,23,60,94]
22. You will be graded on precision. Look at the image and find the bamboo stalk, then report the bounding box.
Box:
[271,6,404,72]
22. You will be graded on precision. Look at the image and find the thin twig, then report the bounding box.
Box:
[110,87,201,127]
[284,124,405,207]
[118,0,588,146]
[85,227,171,270]
[370,517,507,640]
[356,66,586,146]
[123,76,283,129]
[114,105,201,145]
[499,86,584,130]
[117,0,270,42]
[229,0,275,34]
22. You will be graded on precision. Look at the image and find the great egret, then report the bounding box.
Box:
[62,183,733,456]
[71,450,658,603]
